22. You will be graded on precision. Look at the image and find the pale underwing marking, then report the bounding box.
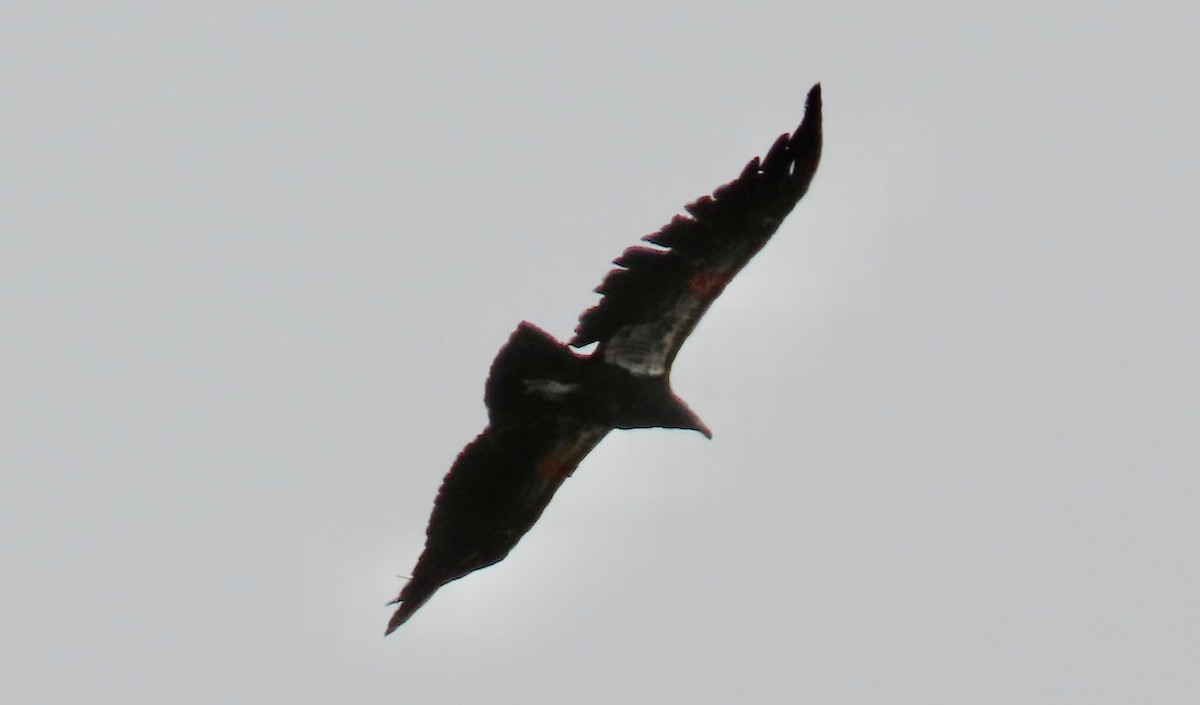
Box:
[521,379,581,399]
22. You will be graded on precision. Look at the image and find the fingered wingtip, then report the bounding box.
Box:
[384,583,437,635]
[782,81,823,193]
[384,607,408,636]
[804,83,822,121]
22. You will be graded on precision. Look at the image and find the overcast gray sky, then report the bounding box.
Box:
[4,2,1198,703]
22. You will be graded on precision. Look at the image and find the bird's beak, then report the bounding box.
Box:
[674,395,713,439]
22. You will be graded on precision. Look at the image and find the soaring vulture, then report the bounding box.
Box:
[387,84,823,634]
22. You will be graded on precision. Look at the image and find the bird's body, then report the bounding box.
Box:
[387,85,823,634]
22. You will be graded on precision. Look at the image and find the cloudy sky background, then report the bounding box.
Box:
[4,2,1198,703]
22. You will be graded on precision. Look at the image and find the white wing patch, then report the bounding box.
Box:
[521,379,582,399]
[601,296,706,377]
[601,324,670,376]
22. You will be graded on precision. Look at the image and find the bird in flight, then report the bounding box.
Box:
[387,84,823,634]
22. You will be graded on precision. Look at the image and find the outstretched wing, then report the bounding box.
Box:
[386,417,609,633]
[570,84,823,376]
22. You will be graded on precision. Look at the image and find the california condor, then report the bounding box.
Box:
[387,84,823,634]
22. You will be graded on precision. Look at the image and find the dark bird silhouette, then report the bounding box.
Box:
[387,84,823,634]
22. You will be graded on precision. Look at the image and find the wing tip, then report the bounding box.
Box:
[797,82,823,142]
[782,81,823,194]
[384,584,436,635]
[384,614,407,636]
[569,82,823,351]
